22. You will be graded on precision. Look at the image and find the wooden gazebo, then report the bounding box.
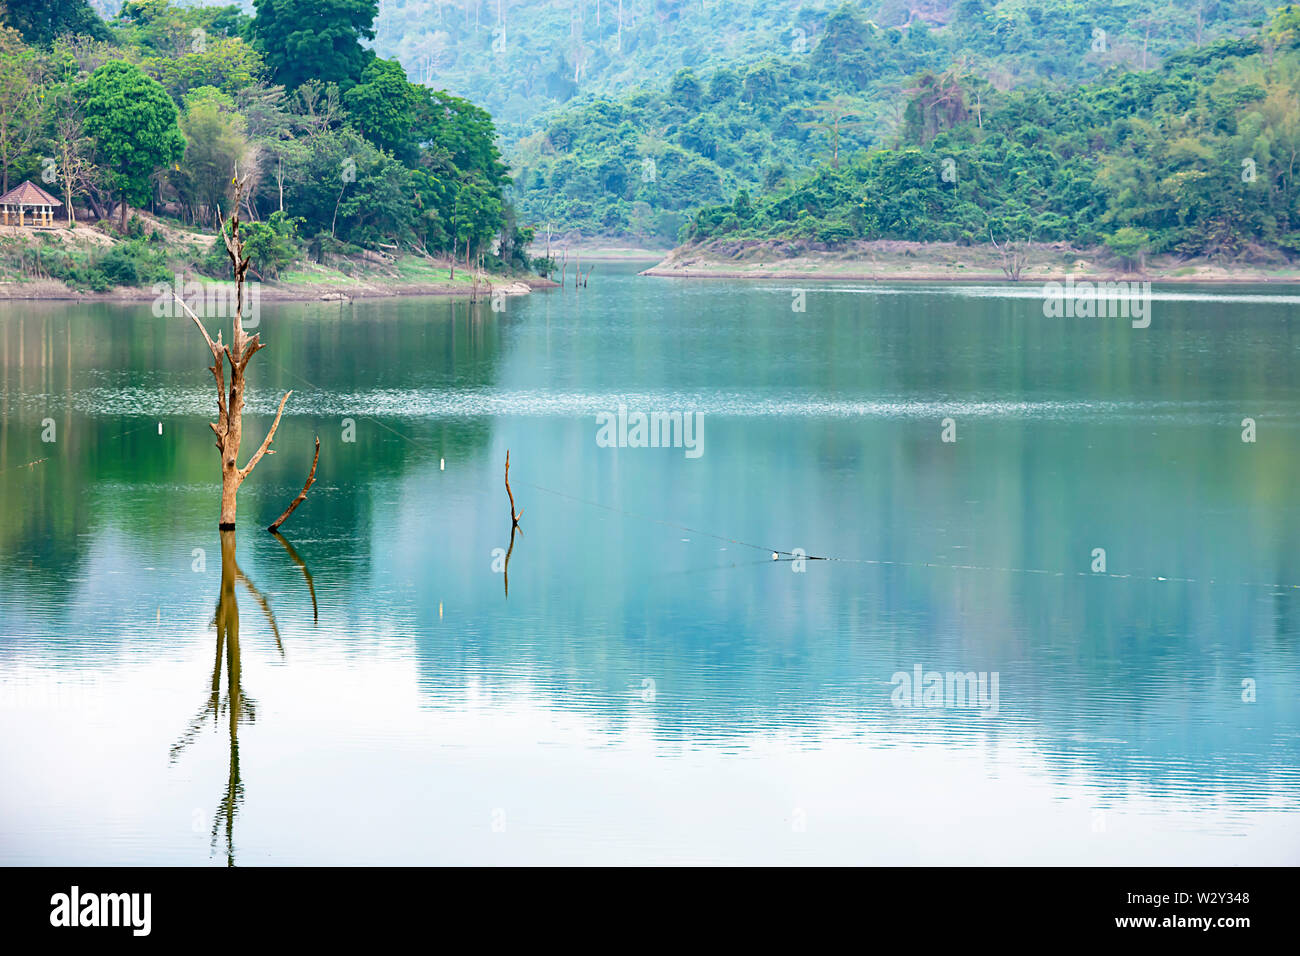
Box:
[0,181,62,227]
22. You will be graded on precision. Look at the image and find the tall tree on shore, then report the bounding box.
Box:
[0,0,107,47]
[249,0,378,93]
[342,58,420,161]
[176,87,252,227]
[82,60,186,229]
[45,81,99,225]
[0,26,43,193]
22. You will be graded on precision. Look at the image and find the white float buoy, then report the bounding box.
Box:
[440,458,445,471]
[772,552,779,560]
[158,422,163,435]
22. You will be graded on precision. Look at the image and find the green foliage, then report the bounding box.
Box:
[240,210,303,278]
[11,0,1292,278]
[493,206,535,271]
[0,0,108,46]
[122,214,148,240]
[370,0,832,132]
[1105,226,1150,265]
[0,0,516,269]
[82,60,186,209]
[175,86,249,226]
[681,10,1300,261]
[98,238,168,285]
[4,235,169,290]
[0,25,45,193]
[343,58,420,160]
[250,0,378,92]
[140,37,268,102]
[510,0,1277,241]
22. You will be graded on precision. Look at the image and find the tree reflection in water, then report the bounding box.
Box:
[169,529,315,866]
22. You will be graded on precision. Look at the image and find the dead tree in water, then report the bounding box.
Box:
[989,227,1027,281]
[502,451,523,596]
[176,173,300,528]
[504,449,522,528]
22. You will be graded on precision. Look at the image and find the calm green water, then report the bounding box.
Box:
[2,266,1299,865]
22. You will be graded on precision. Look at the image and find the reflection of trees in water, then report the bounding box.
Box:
[169,529,317,866]
[0,300,505,574]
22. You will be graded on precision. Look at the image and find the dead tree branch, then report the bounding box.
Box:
[989,226,1027,281]
[268,437,319,533]
[505,449,522,527]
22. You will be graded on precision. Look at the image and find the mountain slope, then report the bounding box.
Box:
[681,9,1300,264]
[506,0,1276,242]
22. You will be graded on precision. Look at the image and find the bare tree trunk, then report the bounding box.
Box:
[63,170,74,226]
[331,181,346,238]
[989,227,1027,281]
[176,172,293,528]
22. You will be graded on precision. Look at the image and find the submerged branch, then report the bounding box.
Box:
[268,437,319,533]
[505,449,522,527]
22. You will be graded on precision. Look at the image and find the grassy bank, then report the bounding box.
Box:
[0,214,548,301]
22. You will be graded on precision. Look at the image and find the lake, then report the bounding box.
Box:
[2,265,1299,865]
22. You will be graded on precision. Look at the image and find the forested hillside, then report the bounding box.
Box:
[24,0,1300,258]
[506,0,1277,243]
[683,6,1300,262]
[0,0,531,290]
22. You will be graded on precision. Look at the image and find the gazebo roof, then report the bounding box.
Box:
[0,181,63,207]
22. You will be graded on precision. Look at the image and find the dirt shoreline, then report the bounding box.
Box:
[640,266,1300,284]
[643,239,1300,285]
[528,245,669,262]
